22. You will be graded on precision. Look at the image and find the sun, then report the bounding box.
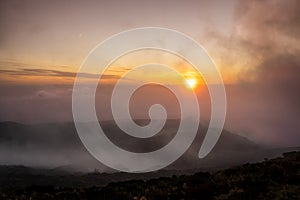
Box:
[185,78,198,90]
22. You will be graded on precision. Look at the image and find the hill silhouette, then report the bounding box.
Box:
[0,120,299,172]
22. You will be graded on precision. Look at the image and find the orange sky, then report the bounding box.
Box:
[0,49,208,89]
[0,0,239,86]
[1,0,298,87]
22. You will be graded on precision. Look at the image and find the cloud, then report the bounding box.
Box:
[203,0,300,76]
[0,67,120,80]
[197,0,300,146]
[234,0,300,57]
[216,0,300,146]
[226,53,300,145]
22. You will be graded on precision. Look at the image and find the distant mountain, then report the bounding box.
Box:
[0,120,299,172]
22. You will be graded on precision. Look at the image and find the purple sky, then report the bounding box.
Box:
[0,0,300,147]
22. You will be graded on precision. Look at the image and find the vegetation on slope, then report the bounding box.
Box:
[0,151,299,200]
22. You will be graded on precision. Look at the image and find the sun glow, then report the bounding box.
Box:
[185,78,198,89]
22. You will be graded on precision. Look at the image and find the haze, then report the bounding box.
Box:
[0,0,300,148]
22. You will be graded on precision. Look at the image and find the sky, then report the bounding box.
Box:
[0,0,300,147]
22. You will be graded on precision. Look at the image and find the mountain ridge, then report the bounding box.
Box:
[0,120,299,172]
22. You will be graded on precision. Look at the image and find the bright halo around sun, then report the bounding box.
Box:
[185,78,198,90]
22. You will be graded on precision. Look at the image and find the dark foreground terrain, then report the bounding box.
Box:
[0,151,299,200]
